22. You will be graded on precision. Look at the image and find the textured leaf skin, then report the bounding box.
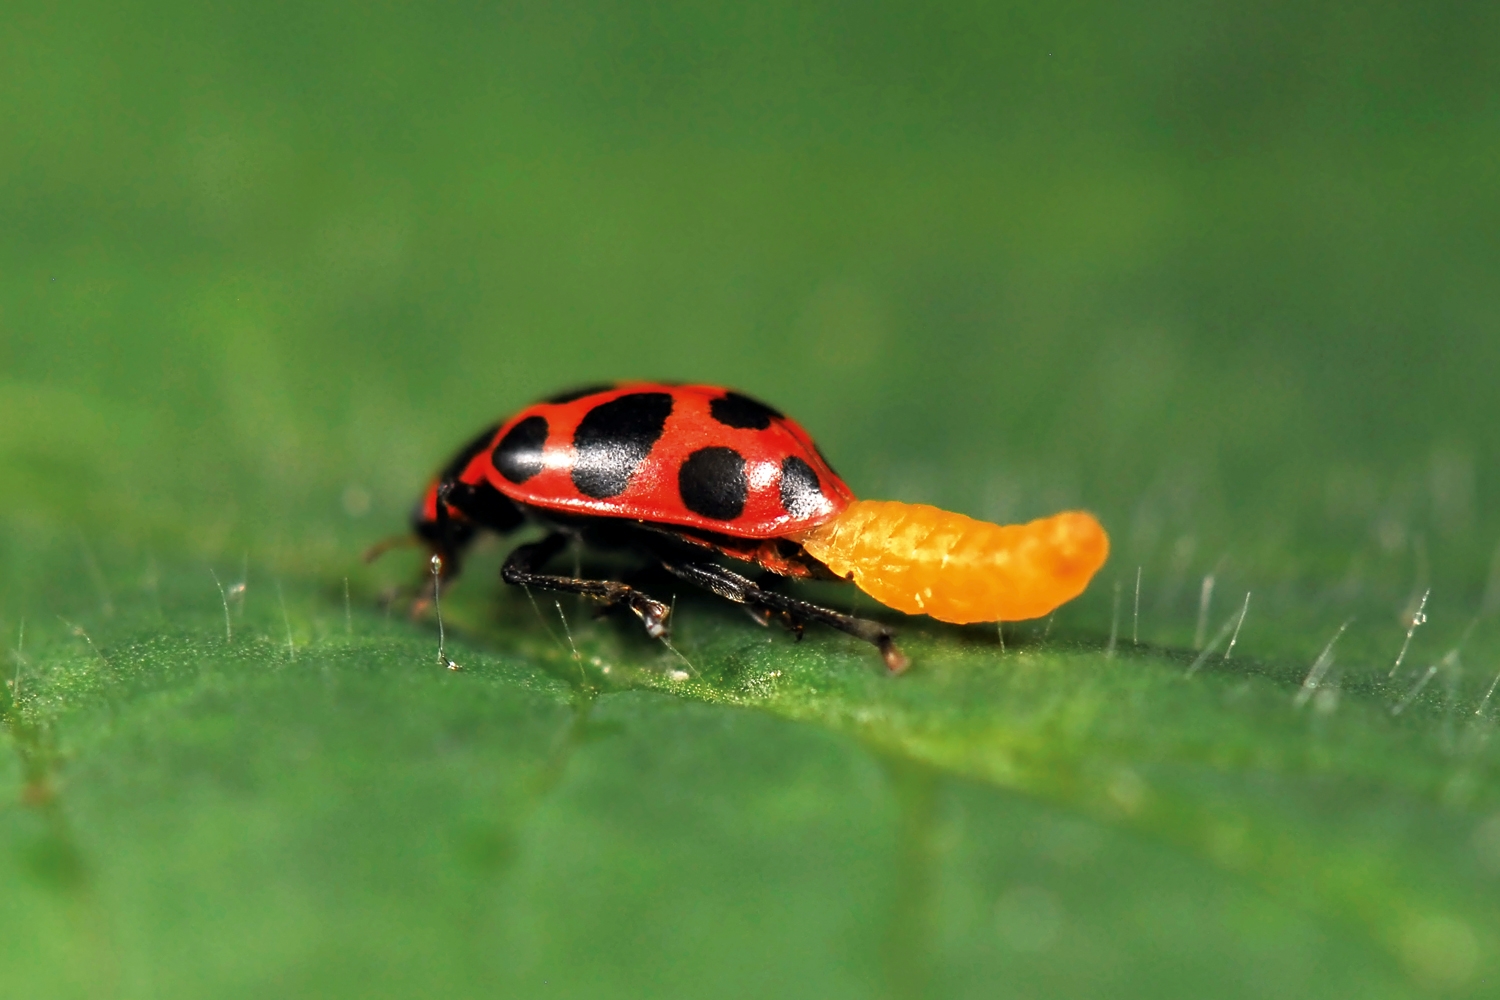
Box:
[3,564,1497,999]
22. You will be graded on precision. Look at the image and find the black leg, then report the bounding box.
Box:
[660,561,908,673]
[501,532,671,639]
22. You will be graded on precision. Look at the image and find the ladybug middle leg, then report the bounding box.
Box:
[501,532,672,639]
[659,561,909,673]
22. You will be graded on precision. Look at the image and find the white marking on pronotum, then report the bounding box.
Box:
[1476,666,1500,717]
[1389,588,1429,679]
[344,577,352,637]
[210,569,232,642]
[431,554,459,670]
[997,622,1005,654]
[1132,566,1142,646]
[1392,663,1439,716]
[1043,612,1056,640]
[1224,592,1252,661]
[1106,579,1121,659]
[1194,573,1215,650]
[277,581,296,661]
[1294,618,1353,708]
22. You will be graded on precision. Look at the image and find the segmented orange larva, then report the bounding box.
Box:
[796,500,1110,625]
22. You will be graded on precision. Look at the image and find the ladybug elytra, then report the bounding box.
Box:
[390,383,1109,672]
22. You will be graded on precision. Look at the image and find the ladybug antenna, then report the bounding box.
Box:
[363,533,421,564]
[796,500,1109,626]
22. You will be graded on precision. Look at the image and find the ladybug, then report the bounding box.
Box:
[391,383,1109,672]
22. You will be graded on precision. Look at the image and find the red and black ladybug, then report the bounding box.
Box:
[390,383,1109,672]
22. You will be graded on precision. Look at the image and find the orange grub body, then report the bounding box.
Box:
[796,500,1110,624]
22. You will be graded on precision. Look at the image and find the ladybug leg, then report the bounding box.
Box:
[741,605,806,639]
[660,562,908,673]
[501,532,671,640]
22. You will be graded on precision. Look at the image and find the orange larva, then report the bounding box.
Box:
[796,501,1110,625]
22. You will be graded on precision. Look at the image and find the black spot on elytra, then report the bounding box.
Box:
[441,424,502,481]
[543,383,615,405]
[679,447,749,521]
[492,415,549,484]
[779,455,826,519]
[571,392,674,498]
[709,391,783,430]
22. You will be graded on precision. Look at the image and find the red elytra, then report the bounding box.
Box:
[419,382,855,541]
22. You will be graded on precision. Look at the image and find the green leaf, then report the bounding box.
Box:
[4,549,1498,997]
[5,2,1500,996]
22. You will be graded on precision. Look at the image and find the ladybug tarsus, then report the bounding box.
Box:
[877,635,910,675]
[501,532,672,640]
[659,560,902,667]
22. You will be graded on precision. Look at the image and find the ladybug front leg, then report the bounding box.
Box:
[501,532,671,639]
[659,561,908,673]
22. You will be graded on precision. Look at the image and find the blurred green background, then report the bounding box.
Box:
[3,1,1500,997]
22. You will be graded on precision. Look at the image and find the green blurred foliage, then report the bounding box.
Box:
[3,1,1500,997]
[5,0,1498,566]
